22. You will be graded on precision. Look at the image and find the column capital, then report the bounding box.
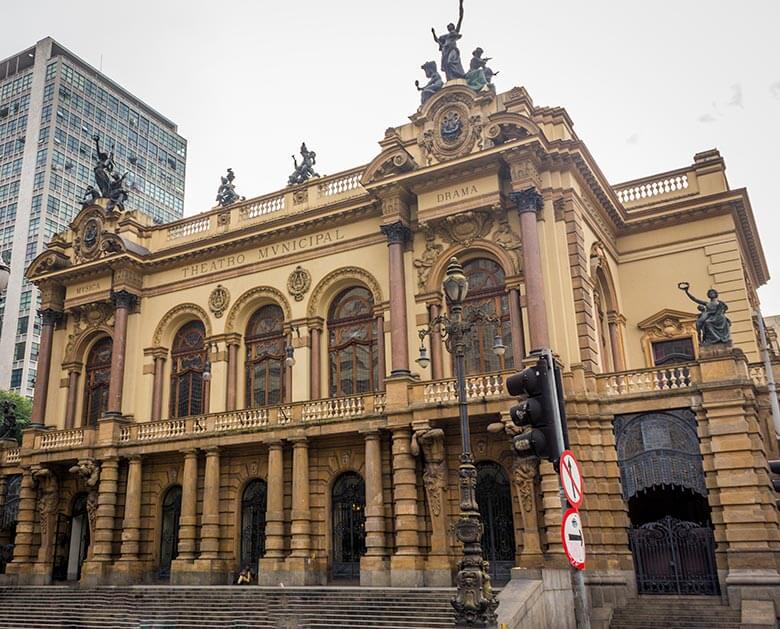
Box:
[289,436,309,447]
[144,346,169,360]
[180,448,199,457]
[306,316,324,332]
[38,308,64,327]
[380,221,412,245]
[266,439,284,450]
[126,454,143,463]
[62,361,83,373]
[360,428,382,440]
[203,445,221,456]
[509,188,544,215]
[111,289,138,310]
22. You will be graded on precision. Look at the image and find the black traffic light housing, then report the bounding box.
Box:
[505,353,568,465]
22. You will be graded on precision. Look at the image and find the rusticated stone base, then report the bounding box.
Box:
[424,554,452,586]
[281,557,326,586]
[170,558,229,585]
[108,560,149,584]
[390,555,425,587]
[360,556,390,586]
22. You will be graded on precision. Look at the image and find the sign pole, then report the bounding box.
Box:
[542,349,591,629]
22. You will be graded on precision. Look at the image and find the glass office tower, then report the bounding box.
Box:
[0,37,187,396]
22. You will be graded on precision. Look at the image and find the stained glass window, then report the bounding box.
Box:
[328,287,378,397]
[169,321,205,418]
[245,305,285,407]
[83,336,112,426]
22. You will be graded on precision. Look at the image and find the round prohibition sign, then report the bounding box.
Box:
[561,507,586,570]
[559,449,584,509]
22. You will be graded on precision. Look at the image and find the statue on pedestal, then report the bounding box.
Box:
[287,143,320,186]
[431,0,466,81]
[465,48,498,91]
[678,282,732,344]
[92,134,130,210]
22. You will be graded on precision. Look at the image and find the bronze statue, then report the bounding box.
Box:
[465,47,497,91]
[287,143,320,186]
[0,400,17,441]
[107,171,130,210]
[216,168,243,207]
[678,282,732,345]
[92,134,115,198]
[432,0,466,81]
[416,61,444,105]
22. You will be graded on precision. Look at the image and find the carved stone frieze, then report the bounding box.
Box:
[413,226,445,289]
[511,457,538,513]
[64,302,114,359]
[31,466,58,541]
[508,159,542,190]
[436,210,494,246]
[492,207,522,272]
[26,250,71,278]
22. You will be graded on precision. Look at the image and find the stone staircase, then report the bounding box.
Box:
[609,596,742,629]
[0,586,457,628]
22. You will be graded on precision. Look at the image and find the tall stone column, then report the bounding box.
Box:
[30,309,62,427]
[175,449,199,565]
[199,447,221,559]
[412,427,451,586]
[607,312,626,372]
[309,320,323,400]
[107,291,137,417]
[63,363,82,429]
[390,427,424,586]
[380,221,413,376]
[226,339,239,411]
[150,350,166,421]
[6,467,36,576]
[375,313,386,390]
[113,455,143,582]
[258,440,286,584]
[361,430,389,585]
[509,188,549,350]
[508,287,526,362]
[429,303,444,380]
[285,437,321,584]
[80,457,118,585]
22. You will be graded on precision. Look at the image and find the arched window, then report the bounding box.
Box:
[83,337,112,426]
[462,258,514,375]
[245,305,285,407]
[240,479,267,570]
[594,287,612,373]
[169,321,206,418]
[328,287,378,397]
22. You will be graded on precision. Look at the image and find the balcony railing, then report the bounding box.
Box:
[3,447,20,465]
[117,392,384,444]
[37,428,87,450]
[422,372,506,404]
[600,364,697,397]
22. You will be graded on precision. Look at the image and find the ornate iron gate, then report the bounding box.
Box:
[331,472,365,580]
[240,479,267,570]
[476,462,515,584]
[629,516,719,595]
[159,486,182,579]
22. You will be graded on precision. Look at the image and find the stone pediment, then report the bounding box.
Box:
[637,309,698,337]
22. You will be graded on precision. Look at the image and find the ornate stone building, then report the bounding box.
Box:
[0,81,778,620]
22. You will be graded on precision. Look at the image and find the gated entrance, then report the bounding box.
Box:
[159,485,182,579]
[240,479,267,570]
[331,472,366,580]
[52,493,90,581]
[629,515,719,595]
[475,461,515,584]
[615,410,719,595]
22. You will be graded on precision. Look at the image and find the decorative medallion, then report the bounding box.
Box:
[287,265,311,302]
[74,215,103,262]
[209,284,230,318]
[440,110,463,142]
[435,210,494,246]
[422,92,481,162]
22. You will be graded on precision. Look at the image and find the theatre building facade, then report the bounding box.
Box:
[0,83,778,615]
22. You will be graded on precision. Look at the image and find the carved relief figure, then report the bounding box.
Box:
[411,427,447,516]
[69,459,101,543]
[431,0,466,81]
[678,282,732,345]
[32,467,59,554]
[413,227,444,288]
[492,210,522,270]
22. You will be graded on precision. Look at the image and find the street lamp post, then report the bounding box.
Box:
[416,257,502,628]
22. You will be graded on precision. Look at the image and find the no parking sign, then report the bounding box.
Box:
[561,508,586,570]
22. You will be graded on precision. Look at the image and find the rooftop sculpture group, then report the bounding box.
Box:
[215,168,244,207]
[84,134,130,210]
[416,0,498,105]
[287,143,320,186]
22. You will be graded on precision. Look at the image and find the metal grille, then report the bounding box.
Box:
[331,472,366,580]
[159,486,182,579]
[240,479,267,570]
[629,515,719,595]
[476,462,515,584]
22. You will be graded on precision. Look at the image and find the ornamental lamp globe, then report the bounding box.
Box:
[285,344,296,367]
[492,333,506,356]
[416,344,431,369]
[442,257,468,304]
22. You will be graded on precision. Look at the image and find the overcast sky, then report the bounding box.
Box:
[5,1,780,312]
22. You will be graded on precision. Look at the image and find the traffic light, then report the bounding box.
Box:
[769,460,780,508]
[505,354,567,465]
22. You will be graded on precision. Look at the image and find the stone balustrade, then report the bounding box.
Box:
[3,447,20,464]
[422,372,507,404]
[37,428,87,450]
[166,215,211,241]
[614,169,696,209]
[600,364,697,396]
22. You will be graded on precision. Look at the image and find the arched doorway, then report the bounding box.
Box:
[331,472,366,580]
[476,462,515,584]
[240,479,267,571]
[615,410,719,595]
[159,485,182,579]
[52,493,90,581]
